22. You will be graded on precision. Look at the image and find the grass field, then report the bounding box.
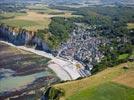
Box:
[118,54,129,60]
[0,11,51,31]
[113,71,134,88]
[127,23,134,29]
[0,12,27,18]
[68,82,134,100]
[0,4,80,31]
[27,4,61,13]
[0,19,39,28]
[53,62,134,100]
[0,11,79,31]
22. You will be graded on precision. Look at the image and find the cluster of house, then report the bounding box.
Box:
[58,25,106,71]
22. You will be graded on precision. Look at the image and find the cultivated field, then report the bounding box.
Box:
[53,62,134,100]
[0,4,80,31]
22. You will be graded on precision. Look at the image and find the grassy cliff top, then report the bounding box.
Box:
[53,62,134,100]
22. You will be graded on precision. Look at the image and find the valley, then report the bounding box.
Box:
[0,0,134,100]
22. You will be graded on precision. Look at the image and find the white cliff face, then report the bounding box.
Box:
[0,40,90,81]
[0,25,51,53]
[0,25,89,81]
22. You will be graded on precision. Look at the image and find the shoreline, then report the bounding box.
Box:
[0,40,84,81]
[0,76,59,99]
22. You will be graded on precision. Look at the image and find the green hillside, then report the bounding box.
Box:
[52,62,134,100]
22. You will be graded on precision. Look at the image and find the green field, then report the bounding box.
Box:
[53,62,134,100]
[0,11,79,31]
[0,3,81,31]
[28,6,57,13]
[127,23,134,29]
[0,12,51,30]
[0,19,38,28]
[68,82,134,100]
[118,54,129,60]
[0,4,80,31]
[0,19,51,31]
[27,4,64,14]
[0,12,27,18]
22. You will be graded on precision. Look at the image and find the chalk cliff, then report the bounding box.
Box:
[0,24,51,53]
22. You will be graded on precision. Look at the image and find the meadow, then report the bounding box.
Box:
[0,4,80,31]
[0,12,27,18]
[53,62,134,100]
[118,54,129,60]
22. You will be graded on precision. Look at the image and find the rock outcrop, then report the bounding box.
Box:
[0,24,51,53]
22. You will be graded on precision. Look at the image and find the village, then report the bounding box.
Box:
[58,24,106,71]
